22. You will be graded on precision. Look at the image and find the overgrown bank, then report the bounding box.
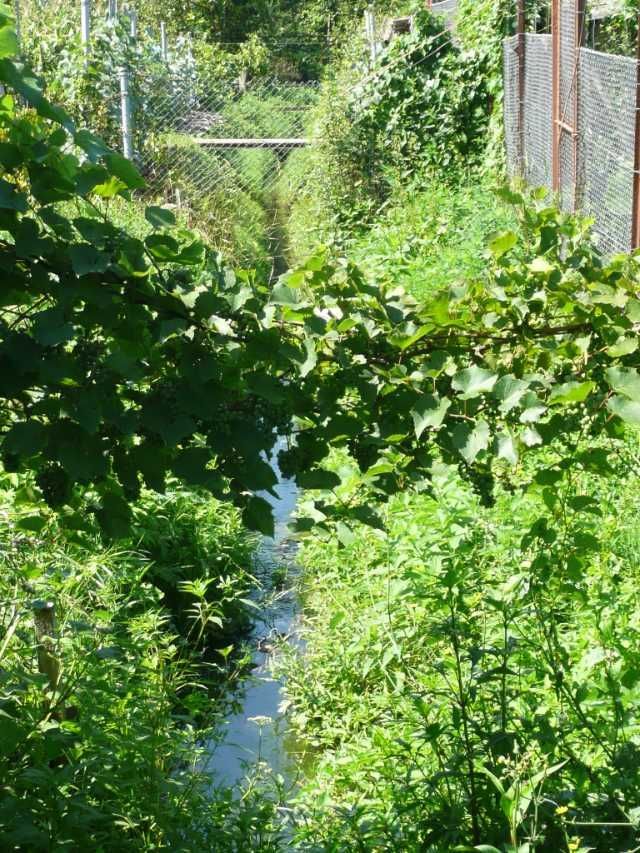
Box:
[5,0,640,850]
[274,3,640,851]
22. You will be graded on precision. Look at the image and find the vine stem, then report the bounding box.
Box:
[448,592,481,845]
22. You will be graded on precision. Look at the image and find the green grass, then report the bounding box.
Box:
[0,481,258,850]
[341,178,514,301]
[282,452,640,852]
[285,169,513,301]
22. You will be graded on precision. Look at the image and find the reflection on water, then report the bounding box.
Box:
[204,452,305,789]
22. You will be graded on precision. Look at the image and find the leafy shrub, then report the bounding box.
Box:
[286,6,494,249]
[0,484,249,850]
[131,487,256,640]
[285,446,640,851]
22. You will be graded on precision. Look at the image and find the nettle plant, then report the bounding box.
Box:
[1,3,640,546]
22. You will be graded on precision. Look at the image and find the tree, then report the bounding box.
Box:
[1,6,640,545]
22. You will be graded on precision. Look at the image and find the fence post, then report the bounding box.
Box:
[33,601,60,693]
[129,8,137,39]
[80,0,90,48]
[14,0,21,50]
[516,0,526,176]
[364,7,377,64]
[551,0,585,209]
[551,0,559,193]
[160,21,168,61]
[119,67,134,160]
[632,14,640,248]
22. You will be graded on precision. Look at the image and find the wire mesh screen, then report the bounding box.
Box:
[503,36,520,178]
[431,0,457,29]
[523,34,553,188]
[503,3,640,256]
[138,74,319,205]
[579,48,638,255]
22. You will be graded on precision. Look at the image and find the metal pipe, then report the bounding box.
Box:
[80,0,90,48]
[364,7,377,64]
[129,8,138,39]
[119,68,134,160]
[14,0,21,50]
[160,21,168,61]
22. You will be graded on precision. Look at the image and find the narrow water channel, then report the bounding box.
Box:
[204,167,305,792]
[206,456,304,789]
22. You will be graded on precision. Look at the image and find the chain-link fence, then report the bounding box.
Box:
[430,0,458,30]
[503,0,640,256]
[136,73,319,206]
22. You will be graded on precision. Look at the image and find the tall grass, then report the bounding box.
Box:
[0,481,257,849]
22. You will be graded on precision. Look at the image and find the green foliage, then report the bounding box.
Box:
[286,7,496,249]
[284,456,640,850]
[289,176,514,298]
[131,486,256,639]
[0,22,306,537]
[357,10,490,175]
[0,481,255,849]
[589,0,639,56]
[8,4,640,544]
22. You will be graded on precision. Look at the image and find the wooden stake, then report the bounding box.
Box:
[33,601,59,693]
[517,0,526,175]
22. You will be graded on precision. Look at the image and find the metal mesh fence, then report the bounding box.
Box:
[430,0,457,30]
[523,34,554,188]
[137,73,319,206]
[503,5,640,256]
[579,48,638,255]
[503,35,520,178]
[504,34,554,188]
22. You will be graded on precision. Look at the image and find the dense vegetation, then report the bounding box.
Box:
[4,0,640,850]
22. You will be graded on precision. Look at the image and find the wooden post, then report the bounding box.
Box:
[573,0,586,211]
[119,68,134,160]
[631,13,640,247]
[517,0,526,175]
[552,0,586,208]
[551,0,559,192]
[33,601,59,693]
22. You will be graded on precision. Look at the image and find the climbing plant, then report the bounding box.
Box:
[3,2,640,546]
